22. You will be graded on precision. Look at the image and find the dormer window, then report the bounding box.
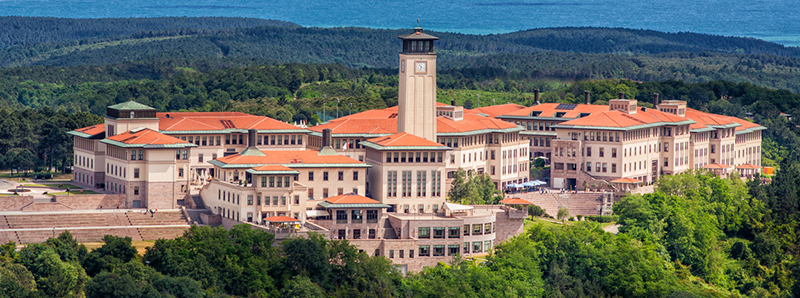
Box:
[579,113,591,117]
[530,111,542,117]
[556,112,566,118]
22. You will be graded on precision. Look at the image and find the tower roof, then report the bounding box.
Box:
[108,101,155,111]
[398,27,439,40]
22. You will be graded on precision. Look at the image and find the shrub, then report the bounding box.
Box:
[528,204,546,217]
[585,215,619,223]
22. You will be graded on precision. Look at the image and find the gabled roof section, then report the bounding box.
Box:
[555,107,694,131]
[610,178,643,184]
[398,28,439,40]
[468,103,527,118]
[246,165,299,175]
[157,112,305,133]
[362,132,449,151]
[308,118,397,136]
[68,125,105,139]
[318,193,390,209]
[499,103,609,119]
[101,128,195,149]
[683,108,763,134]
[437,114,523,136]
[108,101,155,110]
[209,150,370,169]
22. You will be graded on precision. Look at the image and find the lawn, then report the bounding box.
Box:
[82,240,156,255]
[48,190,98,195]
[23,183,82,189]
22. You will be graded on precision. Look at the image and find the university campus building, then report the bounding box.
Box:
[67,27,764,271]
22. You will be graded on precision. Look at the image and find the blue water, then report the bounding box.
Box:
[2,0,800,46]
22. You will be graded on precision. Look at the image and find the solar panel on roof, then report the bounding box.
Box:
[556,103,577,110]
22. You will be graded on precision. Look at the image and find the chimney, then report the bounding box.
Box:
[653,93,659,109]
[248,129,257,147]
[534,89,540,105]
[319,128,337,156]
[618,92,625,99]
[584,90,591,105]
[239,129,266,156]
[322,128,332,147]
[451,100,456,106]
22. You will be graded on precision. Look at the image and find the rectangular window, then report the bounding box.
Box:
[419,227,430,238]
[416,171,427,197]
[612,163,617,173]
[308,171,314,181]
[473,224,483,235]
[387,171,397,197]
[351,210,363,223]
[308,189,314,200]
[473,242,483,253]
[216,136,221,146]
[448,227,460,238]
[433,245,445,257]
[612,148,617,158]
[366,210,378,223]
[336,210,348,223]
[131,150,136,160]
[178,168,184,177]
[485,223,492,234]
[586,147,592,157]
[323,172,329,181]
[599,147,604,157]
[419,245,430,257]
[134,168,139,179]
[353,171,358,181]
[247,195,253,205]
[338,171,344,181]
[285,176,290,188]
[433,227,445,239]
[464,224,470,236]
[133,186,139,195]
[323,188,328,198]
[448,245,460,256]
[198,154,204,163]
[269,177,275,187]
[402,171,412,197]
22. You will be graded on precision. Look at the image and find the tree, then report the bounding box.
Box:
[17,244,87,298]
[280,276,325,298]
[557,207,569,222]
[82,235,139,276]
[8,148,36,177]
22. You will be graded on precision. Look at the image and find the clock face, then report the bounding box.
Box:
[416,61,426,73]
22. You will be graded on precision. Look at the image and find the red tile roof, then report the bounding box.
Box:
[157,112,299,131]
[365,132,445,147]
[499,198,533,205]
[308,118,397,134]
[558,107,690,128]
[735,164,761,169]
[702,163,731,169]
[263,216,298,222]
[324,193,382,205]
[106,128,190,145]
[310,105,520,135]
[438,114,518,133]
[610,178,642,184]
[215,150,362,165]
[469,103,527,117]
[73,125,105,137]
[502,103,610,118]
[251,165,295,172]
[681,108,763,133]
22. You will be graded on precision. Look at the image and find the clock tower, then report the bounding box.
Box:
[397,27,438,142]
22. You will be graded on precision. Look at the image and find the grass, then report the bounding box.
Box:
[82,240,156,255]
[48,190,98,195]
[23,183,82,189]
[0,193,19,196]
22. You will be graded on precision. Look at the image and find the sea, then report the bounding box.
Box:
[1,0,799,46]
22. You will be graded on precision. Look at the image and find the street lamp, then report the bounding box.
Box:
[349,102,353,115]
[476,94,480,108]
[322,94,326,122]
[336,98,340,119]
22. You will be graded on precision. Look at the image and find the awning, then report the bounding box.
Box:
[610,178,642,184]
[305,210,329,218]
[263,216,299,223]
[444,202,473,212]
[500,198,533,205]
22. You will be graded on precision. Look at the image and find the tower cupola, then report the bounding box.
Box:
[398,27,438,54]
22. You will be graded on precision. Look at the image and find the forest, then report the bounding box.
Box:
[2,16,800,297]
